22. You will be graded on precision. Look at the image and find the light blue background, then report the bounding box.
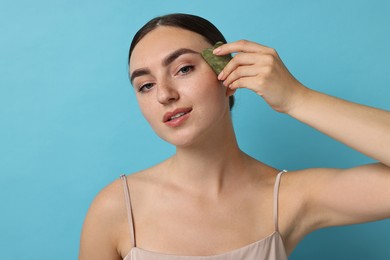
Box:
[1,0,389,259]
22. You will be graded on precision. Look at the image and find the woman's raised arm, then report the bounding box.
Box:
[215,40,390,230]
[215,39,390,166]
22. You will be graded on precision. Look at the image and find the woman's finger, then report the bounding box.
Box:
[213,40,273,56]
[219,52,257,80]
[228,75,266,94]
[222,64,262,87]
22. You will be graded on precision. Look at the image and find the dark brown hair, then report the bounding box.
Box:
[128,13,234,110]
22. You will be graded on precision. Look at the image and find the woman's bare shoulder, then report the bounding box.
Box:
[83,177,128,228]
[80,162,169,259]
[122,159,170,188]
[79,176,131,259]
[84,159,170,226]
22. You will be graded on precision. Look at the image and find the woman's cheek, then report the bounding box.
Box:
[185,72,223,99]
[137,99,158,126]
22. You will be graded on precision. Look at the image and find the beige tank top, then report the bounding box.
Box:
[120,170,288,260]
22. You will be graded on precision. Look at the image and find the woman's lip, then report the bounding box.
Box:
[164,111,191,127]
[163,107,193,123]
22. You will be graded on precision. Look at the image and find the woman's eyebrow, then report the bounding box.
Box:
[130,48,199,84]
[130,68,151,84]
[162,48,199,66]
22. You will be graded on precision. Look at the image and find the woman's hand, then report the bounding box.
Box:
[216,40,390,166]
[214,40,307,113]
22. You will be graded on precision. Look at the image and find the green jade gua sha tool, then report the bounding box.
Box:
[201,41,232,75]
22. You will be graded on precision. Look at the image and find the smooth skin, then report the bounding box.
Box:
[79,27,390,260]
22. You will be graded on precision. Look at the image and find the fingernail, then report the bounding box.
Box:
[218,71,224,80]
[213,47,221,54]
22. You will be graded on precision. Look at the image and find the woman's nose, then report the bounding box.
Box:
[156,80,179,104]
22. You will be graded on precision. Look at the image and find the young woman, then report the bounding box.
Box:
[79,13,390,260]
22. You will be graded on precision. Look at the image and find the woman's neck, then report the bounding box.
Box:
[164,119,250,196]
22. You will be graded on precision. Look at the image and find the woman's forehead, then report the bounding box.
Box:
[129,27,210,68]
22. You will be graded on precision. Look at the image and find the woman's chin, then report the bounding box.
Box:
[165,138,196,148]
[160,133,202,149]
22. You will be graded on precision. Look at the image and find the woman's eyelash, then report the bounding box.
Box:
[138,83,154,93]
[177,65,195,75]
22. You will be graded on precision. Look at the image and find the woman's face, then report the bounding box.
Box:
[129,26,232,147]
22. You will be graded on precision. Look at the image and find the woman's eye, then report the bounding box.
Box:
[138,83,154,93]
[177,65,194,75]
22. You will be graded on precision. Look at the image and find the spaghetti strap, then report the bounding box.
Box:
[273,170,287,232]
[120,174,136,247]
